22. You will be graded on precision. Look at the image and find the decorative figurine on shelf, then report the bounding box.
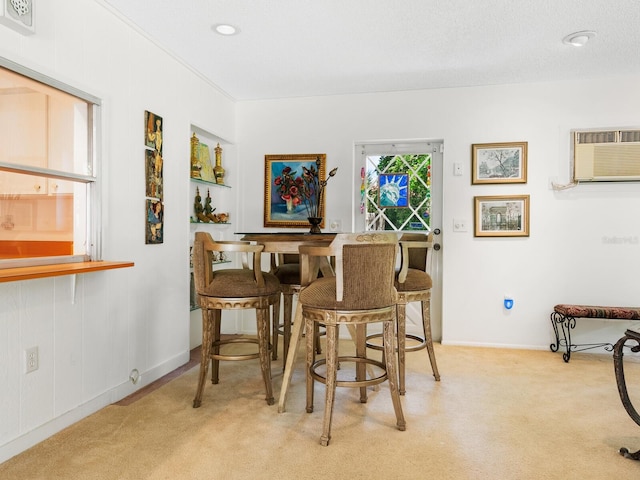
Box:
[194,187,210,222]
[213,142,225,185]
[204,189,217,222]
[190,133,202,179]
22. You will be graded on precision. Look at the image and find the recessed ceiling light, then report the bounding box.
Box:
[562,30,596,47]
[213,24,238,36]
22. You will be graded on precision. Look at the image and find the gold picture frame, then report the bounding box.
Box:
[264,154,326,229]
[474,195,530,237]
[471,142,527,184]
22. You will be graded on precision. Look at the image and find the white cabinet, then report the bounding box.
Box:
[0,91,47,194]
[0,89,81,195]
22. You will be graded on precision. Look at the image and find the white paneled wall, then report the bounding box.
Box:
[0,0,235,463]
[2,0,640,466]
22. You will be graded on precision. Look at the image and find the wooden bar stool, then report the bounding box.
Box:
[191,232,281,408]
[270,253,302,363]
[299,233,405,446]
[366,232,440,395]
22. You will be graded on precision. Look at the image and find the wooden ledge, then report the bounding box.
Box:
[0,261,134,283]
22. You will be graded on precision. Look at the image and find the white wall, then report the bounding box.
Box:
[0,0,235,462]
[236,76,640,350]
[2,0,639,465]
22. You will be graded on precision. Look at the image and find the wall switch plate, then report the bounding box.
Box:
[453,162,463,176]
[453,218,468,232]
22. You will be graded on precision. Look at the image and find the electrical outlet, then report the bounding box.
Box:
[25,346,38,373]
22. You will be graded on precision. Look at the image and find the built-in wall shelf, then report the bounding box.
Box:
[191,178,231,189]
[189,220,231,225]
[189,124,235,315]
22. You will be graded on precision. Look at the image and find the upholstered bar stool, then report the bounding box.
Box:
[192,232,281,408]
[395,233,441,393]
[366,232,440,395]
[299,233,405,446]
[270,253,301,362]
[271,252,326,366]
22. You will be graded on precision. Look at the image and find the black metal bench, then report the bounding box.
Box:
[550,304,640,362]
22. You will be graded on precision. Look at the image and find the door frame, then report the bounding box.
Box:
[353,140,443,341]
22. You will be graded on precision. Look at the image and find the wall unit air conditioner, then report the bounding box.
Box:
[573,129,640,182]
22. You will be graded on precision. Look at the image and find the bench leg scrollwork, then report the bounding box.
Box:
[550,311,615,363]
[613,329,640,461]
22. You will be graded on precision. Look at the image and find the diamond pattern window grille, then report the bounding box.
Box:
[365,153,432,232]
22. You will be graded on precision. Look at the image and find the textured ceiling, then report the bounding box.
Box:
[100,0,640,101]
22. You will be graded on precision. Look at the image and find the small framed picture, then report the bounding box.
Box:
[144,110,163,154]
[471,142,527,184]
[145,149,163,200]
[378,173,409,208]
[474,195,530,237]
[146,199,163,244]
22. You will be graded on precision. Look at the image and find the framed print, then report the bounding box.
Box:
[0,0,34,35]
[146,199,163,244]
[264,153,326,229]
[474,195,529,237]
[145,149,163,200]
[472,142,527,184]
[144,110,163,154]
[378,173,409,207]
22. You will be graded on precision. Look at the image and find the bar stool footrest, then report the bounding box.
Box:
[310,356,388,388]
[211,337,263,361]
[365,332,427,352]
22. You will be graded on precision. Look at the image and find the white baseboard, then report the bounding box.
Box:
[440,340,549,351]
[0,350,190,464]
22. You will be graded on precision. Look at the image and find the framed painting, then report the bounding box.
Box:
[264,153,326,228]
[144,110,163,154]
[471,142,527,184]
[145,199,163,244]
[145,149,163,200]
[378,173,409,207]
[474,195,530,237]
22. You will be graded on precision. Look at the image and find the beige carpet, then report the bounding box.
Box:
[1,342,640,479]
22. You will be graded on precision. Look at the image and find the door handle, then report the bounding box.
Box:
[432,228,441,250]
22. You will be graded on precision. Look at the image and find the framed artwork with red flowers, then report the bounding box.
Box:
[264,153,326,228]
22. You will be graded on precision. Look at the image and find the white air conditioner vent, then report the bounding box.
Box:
[621,130,640,143]
[573,128,640,182]
[576,131,616,144]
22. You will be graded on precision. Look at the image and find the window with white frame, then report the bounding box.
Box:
[361,143,433,232]
[0,59,100,267]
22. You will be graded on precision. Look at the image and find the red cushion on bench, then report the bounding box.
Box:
[554,304,640,320]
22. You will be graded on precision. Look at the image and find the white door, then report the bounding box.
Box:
[355,141,443,341]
